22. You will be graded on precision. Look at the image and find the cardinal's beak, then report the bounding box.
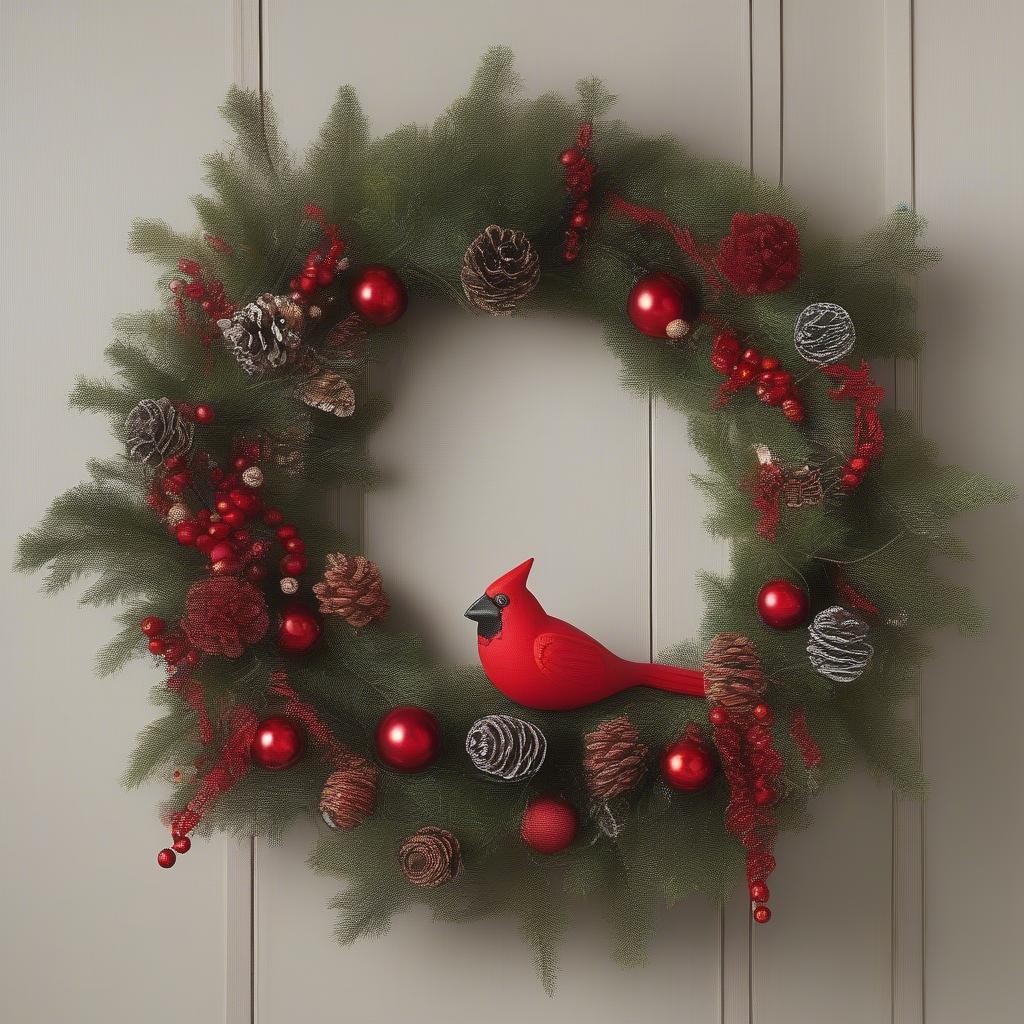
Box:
[465,594,502,639]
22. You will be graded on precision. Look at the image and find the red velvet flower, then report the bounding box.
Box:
[716,212,801,294]
[181,576,269,658]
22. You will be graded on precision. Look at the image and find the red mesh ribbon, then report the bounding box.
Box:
[823,361,886,484]
[167,669,214,744]
[711,707,783,911]
[606,194,724,292]
[833,568,881,617]
[269,670,347,764]
[170,705,258,839]
[743,462,786,542]
[788,709,822,769]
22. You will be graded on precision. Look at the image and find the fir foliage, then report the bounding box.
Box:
[15,48,1013,984]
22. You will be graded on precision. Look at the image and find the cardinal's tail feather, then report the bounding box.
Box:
[637,662,705,698]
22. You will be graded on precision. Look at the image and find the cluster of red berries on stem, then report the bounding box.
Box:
[288,204,348,300]
[709,700,782,923]
[559,122,595,262]
[141,615,199,670]
[169,258,236,345]
[711,331,805,423]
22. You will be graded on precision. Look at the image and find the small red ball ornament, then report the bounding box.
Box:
[756,579,809,630]
[157,848,176,869]
[660,735,717,791]
[276,603,321,654]
[349,265,407,326]
[140,616,166,637]
[194,404,215,424]
[626,272,692,339]
[520,796,578,854]
[250,715,305,771]
[750,881,770,902]
[753,905,772,924]
[375,705,441,771]
[172,836,192,854]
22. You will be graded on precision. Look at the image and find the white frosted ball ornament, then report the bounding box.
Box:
[794,302,856,365]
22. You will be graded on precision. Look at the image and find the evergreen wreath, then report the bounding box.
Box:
[16,50,1013,987]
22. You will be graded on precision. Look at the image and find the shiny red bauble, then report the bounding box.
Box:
[660,737,717,791]
[157,848,176,868]
[626,272,692,339]
[140,616,165,637]
[194,404,215,424]
[521,796,578,854]
[756,579,810,630]
[375,705,441,771]
[172,836,192,854]
[349,265,407,326]
[276,603,321,654]
[753,905,772,924]
[250,715,305,771]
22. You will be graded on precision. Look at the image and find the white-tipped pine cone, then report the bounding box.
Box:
[125,397,194,466]
[807,606,874,684]
[465,714,547,781]
[218,293,303,374]
[461,225,540,315]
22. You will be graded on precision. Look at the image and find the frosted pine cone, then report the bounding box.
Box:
[807,606,874,684]
[313,553,390,627]
[399,827,462,887]
[125,398,193,466]
[465,715,547,781]
[297,370,356,417]
[461,225,540,315]
[218,293,303,375]
[703,634,767,712]
[180,576,269,658]
[320,754,379,830]
[583,716,649,800]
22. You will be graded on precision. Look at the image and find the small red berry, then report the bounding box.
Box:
[148,638,167,656]
[849,456,869,472]
[184,651,201,667]
[559,147,582,166]
[141,616,166,637]
[280,554,308,576]
[760,356,779,371]
[194,404,215,424]
[263,508,284,527]
[841,471,862,489]
[175,523,198,546]
[172,836,191,854]
[207,522,231,540]
[709,705,730,727]
[753,905,772,924]
[222,509,246,528]
[157,848,176,869]
[283,537,305,554]
[232,456,249,471]
[742,348,761,364]
[750,881,770,902]
[570,212,590,229]
[276,525,298,541]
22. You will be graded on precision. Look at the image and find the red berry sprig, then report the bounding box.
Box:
[559,123,595,263]
[711,331,805,423]
[169,258,236,346]
[288,203,348,300]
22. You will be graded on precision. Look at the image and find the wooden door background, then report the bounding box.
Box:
[3,2,1021,1022]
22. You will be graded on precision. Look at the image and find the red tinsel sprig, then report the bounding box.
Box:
[822,361,885,488]
[169,256,236,347]
[743,459,786,542]
[287,203,348,299]
[789,709,822,769]
[268,670,348,764]
[833,568,882,617]
[559,123,596,262]
[167,667,214,744]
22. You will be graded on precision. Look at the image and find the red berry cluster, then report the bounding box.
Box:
[169,258,236,346]
[710,332,805,423]
[709,701,782,923]
[559,123,595,263]
[140,614,199,670]
[288,204,347,300]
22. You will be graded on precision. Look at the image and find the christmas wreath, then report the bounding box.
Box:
[17,50,1012,986]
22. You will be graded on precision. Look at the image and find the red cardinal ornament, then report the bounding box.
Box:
[465,559,705,711]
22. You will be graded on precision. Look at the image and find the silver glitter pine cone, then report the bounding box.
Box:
[807,605,874,684]
[218,293,303,375]
[125,397,194,466]
[465,714,547,781]
[461,225,540,315]
[794,302,856,365]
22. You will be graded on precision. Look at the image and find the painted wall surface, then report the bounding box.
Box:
[3,2,1021,1021]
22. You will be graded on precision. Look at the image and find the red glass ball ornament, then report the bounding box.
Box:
[520,796,578,854]
[157,848,176,869]
[756,579,810,630]
[626,272,691,338]
[349,265,407,326]
[753,905,772,924]
[374,705,441,772]
[750,881,770,902]
[276,603,321,654]
[172,836,192,854]
[250,715,305,771]
[660,736,717,791]
[194,404,215,424]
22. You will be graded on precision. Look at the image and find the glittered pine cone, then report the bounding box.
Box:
[399,826,462,887]
[461,225,540,315]
[807,606,874,684]
[466,714,547,781]
[702,633,768,712]
[218,293,303,375]
[313,553,390,627]
[583,716,650,801]
[297,370,356,417]
[180,576,270,658]
[125,397,194,466]
[320,754,379,830]
[715,212,801,295]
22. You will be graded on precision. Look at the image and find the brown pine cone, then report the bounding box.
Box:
[461,225,540,315]
[180,576,269,658]
[313,553,390,627]
[297,370,356,417]
[583,716,649,800]
[320,313,369,362]
[320,753,379,830]
[702,633,767,712]
[399,826,462,887]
